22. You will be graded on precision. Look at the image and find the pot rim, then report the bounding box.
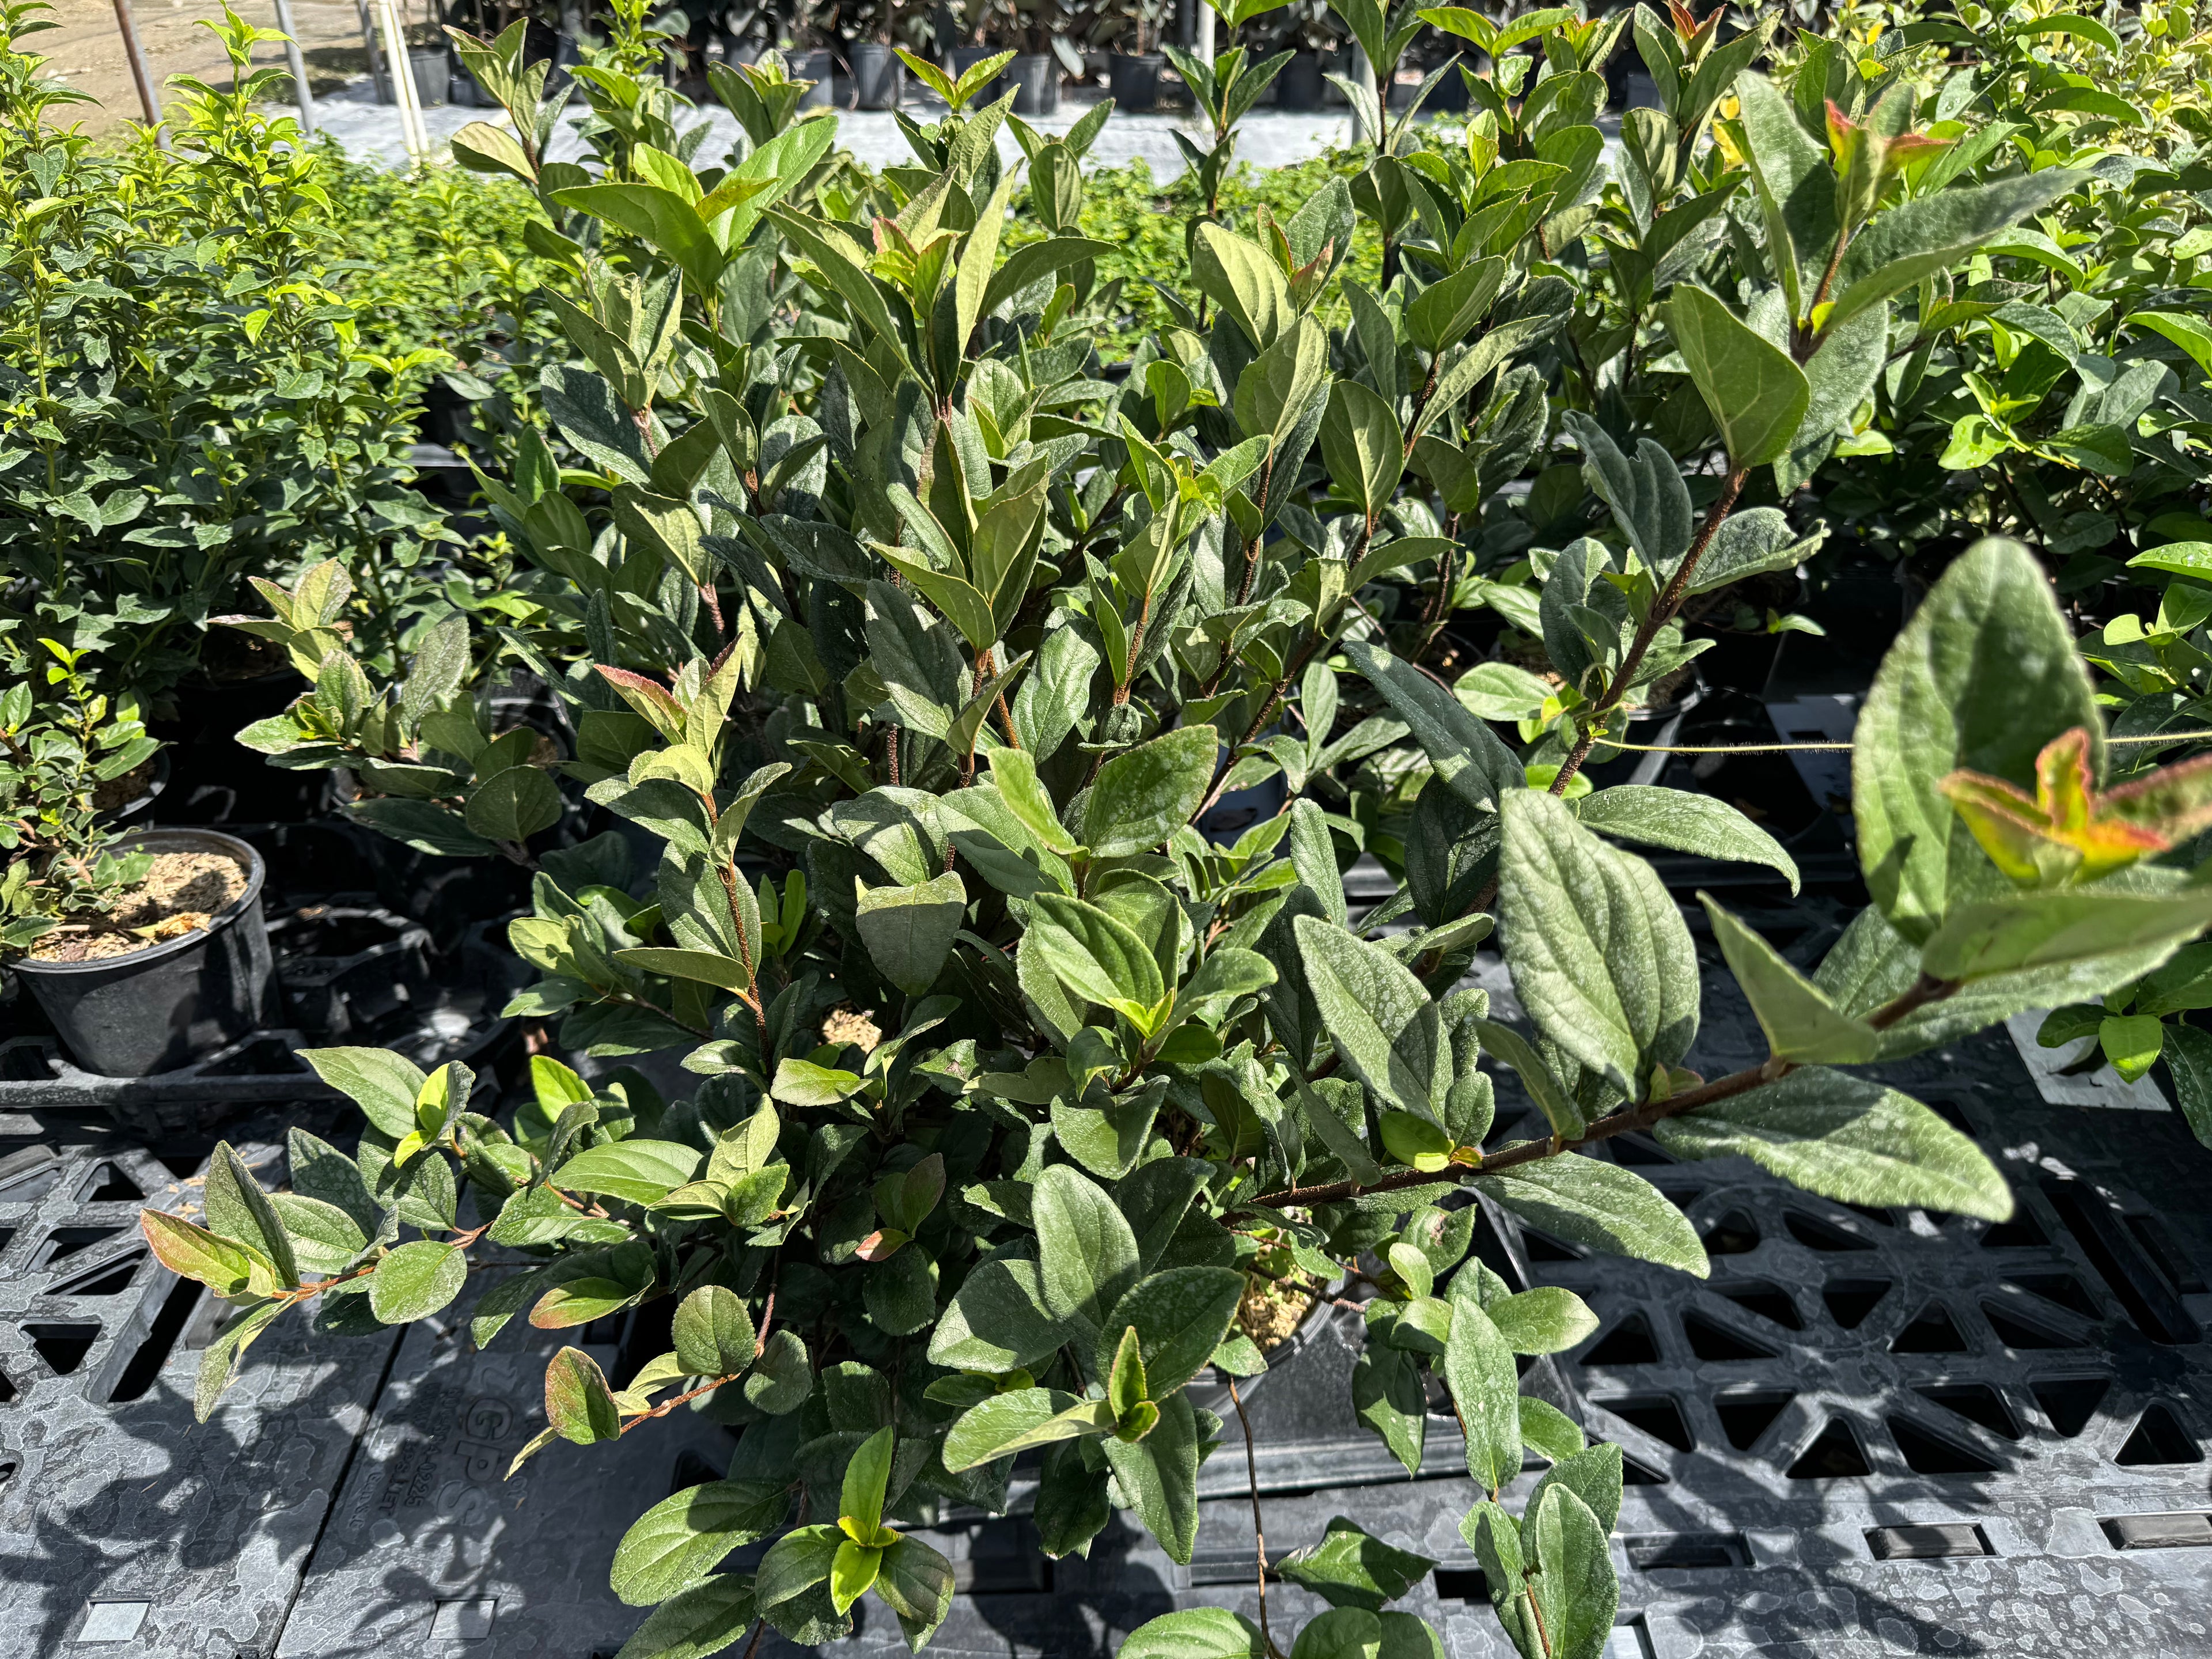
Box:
[10,827,268,979]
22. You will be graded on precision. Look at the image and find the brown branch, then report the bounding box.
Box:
[1227,1376,1281,1659]
[1548,464,1749,797]
[1236,973,1960,1214]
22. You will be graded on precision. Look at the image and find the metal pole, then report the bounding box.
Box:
[271,0,317,135]
[109,0,166,146]
[1353,42,1377,146]
[1196,3,1214,66]
[354,0,388,103]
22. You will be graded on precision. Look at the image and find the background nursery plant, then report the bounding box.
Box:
[134,5,2212,1659]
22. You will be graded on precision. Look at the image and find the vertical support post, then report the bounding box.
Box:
[110,0,166,147]
[355,0,388,102]
[1353,43,1377,146]
[271,0,317,135]
[374,0,428,164]
[1196,0,1213,66]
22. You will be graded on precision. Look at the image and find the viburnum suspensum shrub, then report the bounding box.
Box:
[145,5,2212,1658]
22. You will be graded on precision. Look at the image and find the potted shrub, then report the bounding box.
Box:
[1270,0,1335,108]
[771,0,836,108]
[150,15,2210,1659]
[1107,0,1171,107]
[1007,0,1085,114]
[846,0,919,108]
[3,645,276,1078]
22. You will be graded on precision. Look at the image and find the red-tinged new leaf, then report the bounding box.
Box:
[545,1345,624,1444]
[141,1209,259,1294]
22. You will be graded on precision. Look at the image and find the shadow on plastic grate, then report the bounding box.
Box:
[0,1115,401,1659]
[4,892,2210,1658]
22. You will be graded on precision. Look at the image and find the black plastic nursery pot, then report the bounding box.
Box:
[1278,50,1325,109]
[1108,51,1165,111]
[851,41,902,108]
[790,46,834,107]
[10,828,278,1079]
[1010,51,1061,115]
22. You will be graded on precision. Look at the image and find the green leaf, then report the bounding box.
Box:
[194,1300,281,1421]
[1528,1440,1622,1536]
[942,1387,1116,1468]
[204,1142,298,1288]
[556,181,728,297]
[2101,1013,2163,1084]
[1351,1339,1426,1476]
[874,1535,957,1647]
[1191,221,1293,349]
[672,1285,757,1376]
[1486,1287,1599,1355]
[1525,1483,1618,1659]
[2126,310,2212,380]
[876,544,998,650]
[988,748,1080,853]
[1499,790,1699,1095]
[1051,1092,1162,1180]
[1444,1298,1521,1493]
[368,1240,466,1323]
[1082,726,1218,858]
[840,1424,895,1537]
[978,234,1118,318]
[956,169,1018,350]
[1921,890,2212,984]
[1120,1609,1267,1659]
[2160,1022,2212,1149]
[1476,1153,1710,1276]
[755,1523,843,1610]
[1471,1017,1585,1139]
[1235,315,1330,450]
[1096,1267,1245,1397]
[1277,1517,1439,1611]
[1289,1608,1442,1659]
[612,1482,788,1606]
[743,1329,813,1414]
[1733,71,1834,320]
[614,947,752,992]
[1102,1389,1202,1564]
[301,1046,426,1137]
[1702,897,1880,1063]
[1827,168,2083,334]
[1519,1396,1588,1464]
[768,1058,865,1109]
[1292,914,1443,1120]
[465,764,565,843]
[545,1344,623,1443]
[552,1139,704,1205]
[855,871,967,994]
[1656,1067,2013,1220]
[1577,787,1798,892]
[1853,537,2104,943]
[1033,1163,1142,1336]
[1666,285,1809,468]
[1319,378,1407,517]
[612,1574,759,1659]
[929,1257,1067,1372]
[1686,506,1824,595]
[1343,638,1523,809]
[1029,892,1168,1012]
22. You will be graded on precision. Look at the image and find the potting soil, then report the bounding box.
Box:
[25,850,246,962]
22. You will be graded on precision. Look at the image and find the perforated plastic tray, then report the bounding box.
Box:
[5,895,2206,1659]
[0,1116,401,1658]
